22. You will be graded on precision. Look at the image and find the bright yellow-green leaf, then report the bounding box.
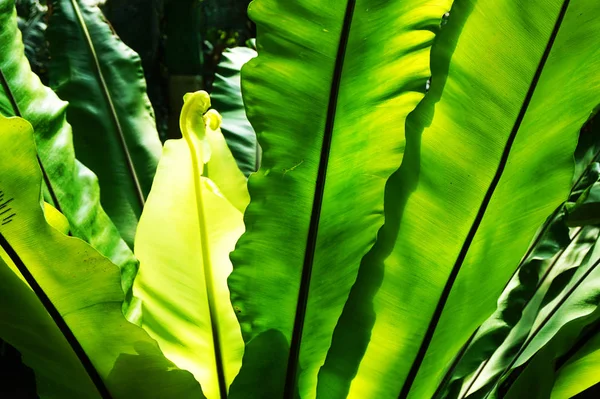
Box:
[133,91,247,399]
[0,114,203,398]
[43,202,70,234]
[0,254,97,398]
[552,331,600,398]
[0,0,139,316]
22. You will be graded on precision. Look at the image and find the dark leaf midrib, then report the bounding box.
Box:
[66,0,145,209]
[436,130,600,397]
[0,69,63,214]
[401,0,572,396]
[431,327,479,398]
[283,1,356,397]
[0,231,112,398]
[555,318,600,371]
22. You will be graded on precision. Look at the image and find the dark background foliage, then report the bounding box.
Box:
[14,0,254,139]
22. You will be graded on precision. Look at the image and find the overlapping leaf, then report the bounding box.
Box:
[465,169,600,398]
[211,44,258,176]
[319,0,600,398]
[550,324,600,398]
[0,0,138,311]
[0,114,204,398]
[437,117,600,399]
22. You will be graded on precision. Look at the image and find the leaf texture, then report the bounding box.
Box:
[228,0,453,397]
[437,125,600,399]
[471,169,600,398]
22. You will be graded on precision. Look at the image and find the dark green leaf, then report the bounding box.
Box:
[48,0,163,247]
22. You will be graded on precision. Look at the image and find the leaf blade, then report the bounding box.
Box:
[133,92,247,399]
[327,0,600,397]
[228,0,453,397]
[47,0,162,247]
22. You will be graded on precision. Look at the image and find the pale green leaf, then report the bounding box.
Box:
[134,91,247,399]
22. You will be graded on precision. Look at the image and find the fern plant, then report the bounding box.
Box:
[0,0,599,398]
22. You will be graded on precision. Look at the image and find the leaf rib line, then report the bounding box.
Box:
[0,232,112,398]
[68,0,146,210]
[434,208,562,397]
[400,1,571,396]
[0,68,20,117]
[0,69,64,215]
[431,326,479,398]
[555,318,600,371]
[283,1,356,397]
[435,210,564,398]
[437,135,600,396]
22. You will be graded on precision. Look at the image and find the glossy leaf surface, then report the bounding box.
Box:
[134,91,247,399]
[466,226,600,398]
[0,114,204,398]
[211,45,258,176]
[501,300,600,399]
[48,0,162,247]
[479,170,600,397]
